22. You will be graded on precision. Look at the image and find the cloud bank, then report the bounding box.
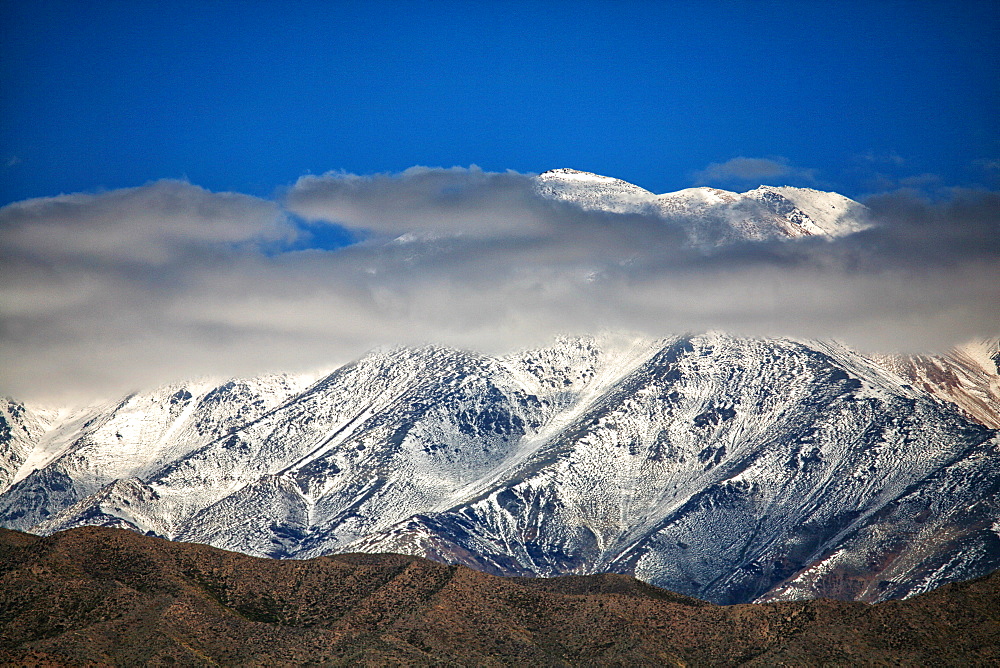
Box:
[1,169,998,403]
[692,156,817,187]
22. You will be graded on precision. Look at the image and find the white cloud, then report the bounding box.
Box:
[1,170,998,404]
[286,166,551,237]
[692,156,817,187]
[1,180,291,265]
[857,151,906,166]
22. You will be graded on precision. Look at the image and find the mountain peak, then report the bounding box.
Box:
[538,168,620,182]
[534,169,869,243]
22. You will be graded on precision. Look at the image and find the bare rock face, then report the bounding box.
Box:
[1,332,997,606]
[1,526,997,666]
[872,338,1000,429]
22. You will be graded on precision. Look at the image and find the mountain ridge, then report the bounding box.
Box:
[1,332,997,605]
[535,168,870,244]
[1,525,997,666]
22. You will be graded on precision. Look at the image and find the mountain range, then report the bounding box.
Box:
[1,171,997,606]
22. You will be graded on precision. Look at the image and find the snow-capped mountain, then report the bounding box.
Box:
[0,172,995,604]
[535,168,869,245]
[1,333,997,605]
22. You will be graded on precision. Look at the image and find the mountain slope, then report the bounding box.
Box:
[1,333,997,605]
[0,373,315,533]
[0,400,50,494]
[872,339,1000,430]
[1,526,997,666]
[341,335,999,604]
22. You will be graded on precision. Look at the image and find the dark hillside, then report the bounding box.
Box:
[0,527,997,666]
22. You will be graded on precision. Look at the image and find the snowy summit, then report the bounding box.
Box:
[536,168,870,245]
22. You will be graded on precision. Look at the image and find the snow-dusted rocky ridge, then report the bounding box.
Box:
[1,333,997,605]
[535,168,870,245]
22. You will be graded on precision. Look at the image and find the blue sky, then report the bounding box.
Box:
[2,0,997,205]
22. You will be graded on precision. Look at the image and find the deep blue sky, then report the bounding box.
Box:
[2,0,998,205]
